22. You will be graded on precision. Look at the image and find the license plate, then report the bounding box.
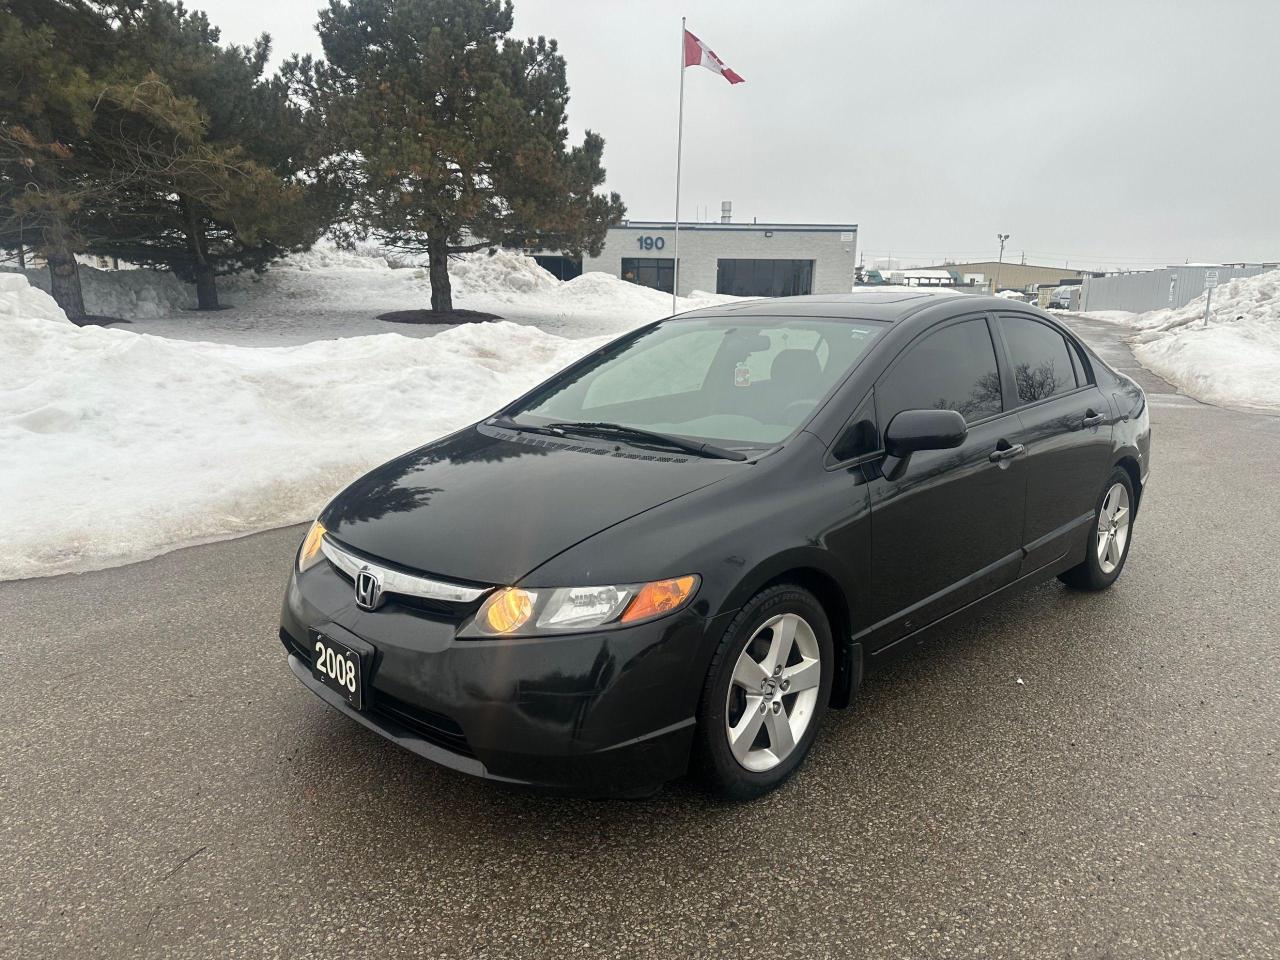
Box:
[310,632,364,710]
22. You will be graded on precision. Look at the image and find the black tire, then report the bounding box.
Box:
[1059,467,1135,591]
[694,584,834,801]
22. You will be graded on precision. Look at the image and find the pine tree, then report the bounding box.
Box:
[294,0,624,313]
[83,1,335,310]
[0,0,118,318]
[1,2,227,317]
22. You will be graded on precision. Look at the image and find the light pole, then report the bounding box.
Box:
[995,233,1010,292]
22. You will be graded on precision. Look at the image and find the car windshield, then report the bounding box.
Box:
[504,316,884,450]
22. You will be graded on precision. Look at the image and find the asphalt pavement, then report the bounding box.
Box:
[2,316,1278,959]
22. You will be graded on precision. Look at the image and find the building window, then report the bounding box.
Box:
[533,255,582,281]
[716,259,814,297]
[621,257,677,293]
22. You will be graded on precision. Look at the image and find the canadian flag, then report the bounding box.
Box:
[683,29,744,84]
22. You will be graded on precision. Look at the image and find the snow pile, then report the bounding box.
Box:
[0,273,70,325]
[286,244,395,271]
[0,273,605,579]
[450,248,564,299]
[1089,270,1280,411]
[41,241,740,345]
[14,262,195,318]
[1,242,750,577]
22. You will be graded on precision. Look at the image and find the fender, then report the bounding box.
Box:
[710,544,865,710]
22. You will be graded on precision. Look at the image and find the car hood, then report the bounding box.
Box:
[320,424,739,585]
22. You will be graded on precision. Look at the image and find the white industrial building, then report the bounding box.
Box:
[535,203,858,298]
[872,268,957,287]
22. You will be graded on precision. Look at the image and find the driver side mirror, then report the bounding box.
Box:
[881,408,967,479]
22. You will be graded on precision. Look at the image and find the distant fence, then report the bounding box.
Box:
[1081,265,1271,314]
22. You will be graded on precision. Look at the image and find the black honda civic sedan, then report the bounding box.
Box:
[280,291,1151,799]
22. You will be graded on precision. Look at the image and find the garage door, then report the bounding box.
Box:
[716,259,814,297]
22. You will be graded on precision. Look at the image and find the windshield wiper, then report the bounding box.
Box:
[490,415,749,462]
[542,421,749,462]
[486,415,572,438]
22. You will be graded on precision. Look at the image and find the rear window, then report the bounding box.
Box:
[998,315,1079,404]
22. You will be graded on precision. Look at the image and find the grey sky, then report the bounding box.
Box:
[194,0,1278,271]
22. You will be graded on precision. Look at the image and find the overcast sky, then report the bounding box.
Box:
[194,0,1278,271]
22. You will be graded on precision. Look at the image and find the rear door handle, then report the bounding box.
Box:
[989,443,1026,463]
[1081,412,1107,428]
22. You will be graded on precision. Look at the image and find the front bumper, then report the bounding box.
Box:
[280,563,716,796]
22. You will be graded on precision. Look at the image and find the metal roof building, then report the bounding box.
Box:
[921,261,1095,293]
[1081,264,1276,313]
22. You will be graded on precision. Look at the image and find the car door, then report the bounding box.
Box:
[993,313,1115,574]
[864,314,1028,650]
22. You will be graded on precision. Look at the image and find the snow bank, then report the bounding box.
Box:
[13,261,195,318]
[1,273,70,325]
[0,244,747,578]
[1086,270,1280,411]
[0,274,604,579]
[13,242,738,346]
[452,248,563,298]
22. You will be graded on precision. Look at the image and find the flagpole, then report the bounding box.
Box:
[672,15,686,314]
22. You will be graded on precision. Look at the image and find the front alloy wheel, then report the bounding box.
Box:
[696,584,834,800]
[725,613,822,772]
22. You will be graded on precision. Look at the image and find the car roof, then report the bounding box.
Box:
[674,289,1019,324]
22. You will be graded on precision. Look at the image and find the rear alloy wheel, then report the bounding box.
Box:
[1096,482,1131,575]
[696,585,833,799]
[1059,468,1135,591]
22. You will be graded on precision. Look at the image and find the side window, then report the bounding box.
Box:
[878,318,1003,425]
[998,315,1079,404]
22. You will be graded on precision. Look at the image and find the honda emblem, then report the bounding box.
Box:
[354,567,383,611]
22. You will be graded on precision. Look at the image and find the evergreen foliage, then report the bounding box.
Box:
[1,0,619,318]
[84,1,336,309]
[292,0,624,311]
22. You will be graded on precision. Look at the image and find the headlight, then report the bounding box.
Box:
[297,520,327,572]
[465,575,699,637]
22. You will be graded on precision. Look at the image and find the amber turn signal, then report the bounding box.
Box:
[298,520,327,571]
[621,575,698,623]
[483,587,536,634]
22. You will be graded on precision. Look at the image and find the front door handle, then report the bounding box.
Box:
[1081,409,1107,428]
[989,443,1026,463]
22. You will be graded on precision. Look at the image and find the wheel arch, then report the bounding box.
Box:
[1115,454,1142,512]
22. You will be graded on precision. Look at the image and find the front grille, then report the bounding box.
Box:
[327,565,470,619]
[320,536,491,608]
